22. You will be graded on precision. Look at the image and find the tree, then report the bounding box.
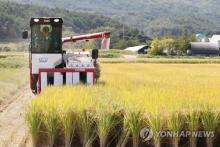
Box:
[149,39,164,55]
[176,30,196,55]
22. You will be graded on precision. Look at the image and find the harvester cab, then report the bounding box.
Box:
[23,17,110,94]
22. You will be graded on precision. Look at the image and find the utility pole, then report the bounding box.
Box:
[123,23,125,41]
[120,16,125,40]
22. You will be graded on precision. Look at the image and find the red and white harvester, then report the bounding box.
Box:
[23,17,110,94]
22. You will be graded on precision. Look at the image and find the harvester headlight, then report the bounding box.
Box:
[34,19,40,22]
[54,19,60,22]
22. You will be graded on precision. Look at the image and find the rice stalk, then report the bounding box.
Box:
[76,110,96,147]
[167,112,184,147]
[59,107,76,147]
[96,109,118,147]
[200,108,219,147]
[116,128,130,147]
[25,103,42,147]
[42,99,59,147]
[114,109,129,147]
[147,112,165,147]
[124,110,145,147]
[186,110,200,147]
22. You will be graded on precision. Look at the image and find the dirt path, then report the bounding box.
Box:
[0,86,33,147]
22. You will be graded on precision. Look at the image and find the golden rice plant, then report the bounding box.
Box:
[200,107,220,147]
[26,63,220,147]
[116,121,129,147]
[26,102,42,147]
[166,112,185,147]
[76,109,96,147]
[59,103,76,147]
[124,110,145,147]
[185,109,200,147]
[96,108,118,147]
[42,97,60,147]
[147,112,165,147]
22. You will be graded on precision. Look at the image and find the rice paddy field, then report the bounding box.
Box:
[26,63,220,147]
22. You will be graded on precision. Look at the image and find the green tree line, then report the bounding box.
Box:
[0,1,149,48]
[7,0,220,36]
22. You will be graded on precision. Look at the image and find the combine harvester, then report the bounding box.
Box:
[23,17,110,94]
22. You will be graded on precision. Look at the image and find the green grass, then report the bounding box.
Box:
[0,55,26,68]
[0,41,27,52]
[0,53,28,103]
[0,68,28,103]
[100,57,220,64]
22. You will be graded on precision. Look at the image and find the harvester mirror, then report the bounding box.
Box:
[22,31,28,39]
[92,49,99,59]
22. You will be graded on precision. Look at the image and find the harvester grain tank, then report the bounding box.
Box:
[23,17,111,94]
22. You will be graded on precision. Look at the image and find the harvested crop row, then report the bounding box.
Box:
[26,64,220,147]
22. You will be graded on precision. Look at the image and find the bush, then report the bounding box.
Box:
[148,31,196,56]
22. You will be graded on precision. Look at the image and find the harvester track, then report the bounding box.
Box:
[0,87,33,147]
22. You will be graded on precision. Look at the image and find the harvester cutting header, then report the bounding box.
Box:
[23,17,111,94]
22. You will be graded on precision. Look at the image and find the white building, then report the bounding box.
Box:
[209,35,220,46]
[125,45,148,54]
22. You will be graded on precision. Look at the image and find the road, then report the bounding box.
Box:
[0,86,33,147]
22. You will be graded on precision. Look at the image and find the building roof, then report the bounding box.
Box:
[206,31,220,37]
[125,45,148,52]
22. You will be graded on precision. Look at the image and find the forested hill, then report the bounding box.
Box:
[0,1,146,44]
[7,0,220,36]
[0,1,150,48]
